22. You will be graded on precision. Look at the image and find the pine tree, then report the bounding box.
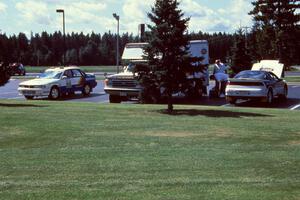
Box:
[136,0,190,112]
[249,0,300,67]
[230,29,252,75]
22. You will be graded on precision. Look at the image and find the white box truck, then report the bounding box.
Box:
[104,40,209,103]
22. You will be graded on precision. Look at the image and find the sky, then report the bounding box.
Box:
[0,0,253,36]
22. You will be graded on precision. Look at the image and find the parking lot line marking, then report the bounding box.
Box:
[290,104,300,110]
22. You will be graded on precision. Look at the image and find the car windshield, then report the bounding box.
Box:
[234,71,265,80]
[39,71,62,79]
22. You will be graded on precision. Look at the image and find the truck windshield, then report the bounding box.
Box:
[39,71,62,79]
[124,63,135,73]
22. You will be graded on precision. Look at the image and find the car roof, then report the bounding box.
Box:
[45,66,81,72]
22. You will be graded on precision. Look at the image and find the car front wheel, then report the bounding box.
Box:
[24,96,34,100]
[82,84,91,96]
[49,86,60,100]
[109,95,121,103]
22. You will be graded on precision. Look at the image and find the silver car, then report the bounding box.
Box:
[225,70,288,104]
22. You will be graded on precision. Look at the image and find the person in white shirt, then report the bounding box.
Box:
[213,59,228,97]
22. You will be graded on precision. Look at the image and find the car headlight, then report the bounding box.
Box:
[104,79,112,86]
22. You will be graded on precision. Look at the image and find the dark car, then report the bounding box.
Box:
[9,63,26,76]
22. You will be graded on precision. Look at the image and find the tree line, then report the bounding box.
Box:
[0,30,236,66]
[0,1,299,69]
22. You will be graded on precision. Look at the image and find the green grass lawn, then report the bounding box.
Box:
[25,66,117,73]
[0,100,299,200]
[285,76,300,83]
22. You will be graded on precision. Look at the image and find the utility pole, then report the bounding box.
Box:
[113,13,120,73]
[56,9,66,67]
[241,26,251,49]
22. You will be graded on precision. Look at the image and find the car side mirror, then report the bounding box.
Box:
[62,75,68,80]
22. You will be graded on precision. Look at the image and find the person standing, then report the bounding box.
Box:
[213,59,228,97]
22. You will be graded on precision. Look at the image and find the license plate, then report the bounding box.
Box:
[237,91,249,95]
[24,91,35,95]
[120,92,127,97]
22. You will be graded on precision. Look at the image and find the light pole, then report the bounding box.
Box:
[113,13,120,73]
[56,9,66,67]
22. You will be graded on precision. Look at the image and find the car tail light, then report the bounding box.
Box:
[227,82,264,86]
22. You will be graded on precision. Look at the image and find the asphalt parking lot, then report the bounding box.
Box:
[1,74,300,110]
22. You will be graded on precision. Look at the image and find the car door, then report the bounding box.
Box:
[63,69,73,92]
[71,69,85,91]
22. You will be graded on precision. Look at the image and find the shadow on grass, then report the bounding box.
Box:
[159,109,272,118]
[0,103,47,108]
[234,98,300,109]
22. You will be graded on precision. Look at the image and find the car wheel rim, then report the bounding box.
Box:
[85,85,90,94]
[52,88,59,99]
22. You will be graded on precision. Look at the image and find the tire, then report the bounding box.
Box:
[266,89,273,104]
[49,86,60,100]
[82,84,91,96]
[109,95,121,103]
[24,96,34,100]
[279,85,288,101]
[228,99,236,105]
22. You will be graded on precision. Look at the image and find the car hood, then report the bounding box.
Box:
[252,60,284,78]
[108,72,135,79]
[20,78,58,86]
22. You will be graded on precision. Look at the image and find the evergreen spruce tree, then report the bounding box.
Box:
[250,0,300,67]
[230,29,252,75]
[136,0,190,112]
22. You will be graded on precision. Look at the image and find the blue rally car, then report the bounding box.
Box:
[18,66,97,100]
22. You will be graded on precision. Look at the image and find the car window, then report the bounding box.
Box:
[267,73,279,81]
[269,72,279,80]
[39,71,62,79]
[234,71,265,80]
[71,69,83,77]
[63,70,73,78]
[265,73,273,80]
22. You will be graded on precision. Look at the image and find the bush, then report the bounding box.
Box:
[0,62,11,86]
